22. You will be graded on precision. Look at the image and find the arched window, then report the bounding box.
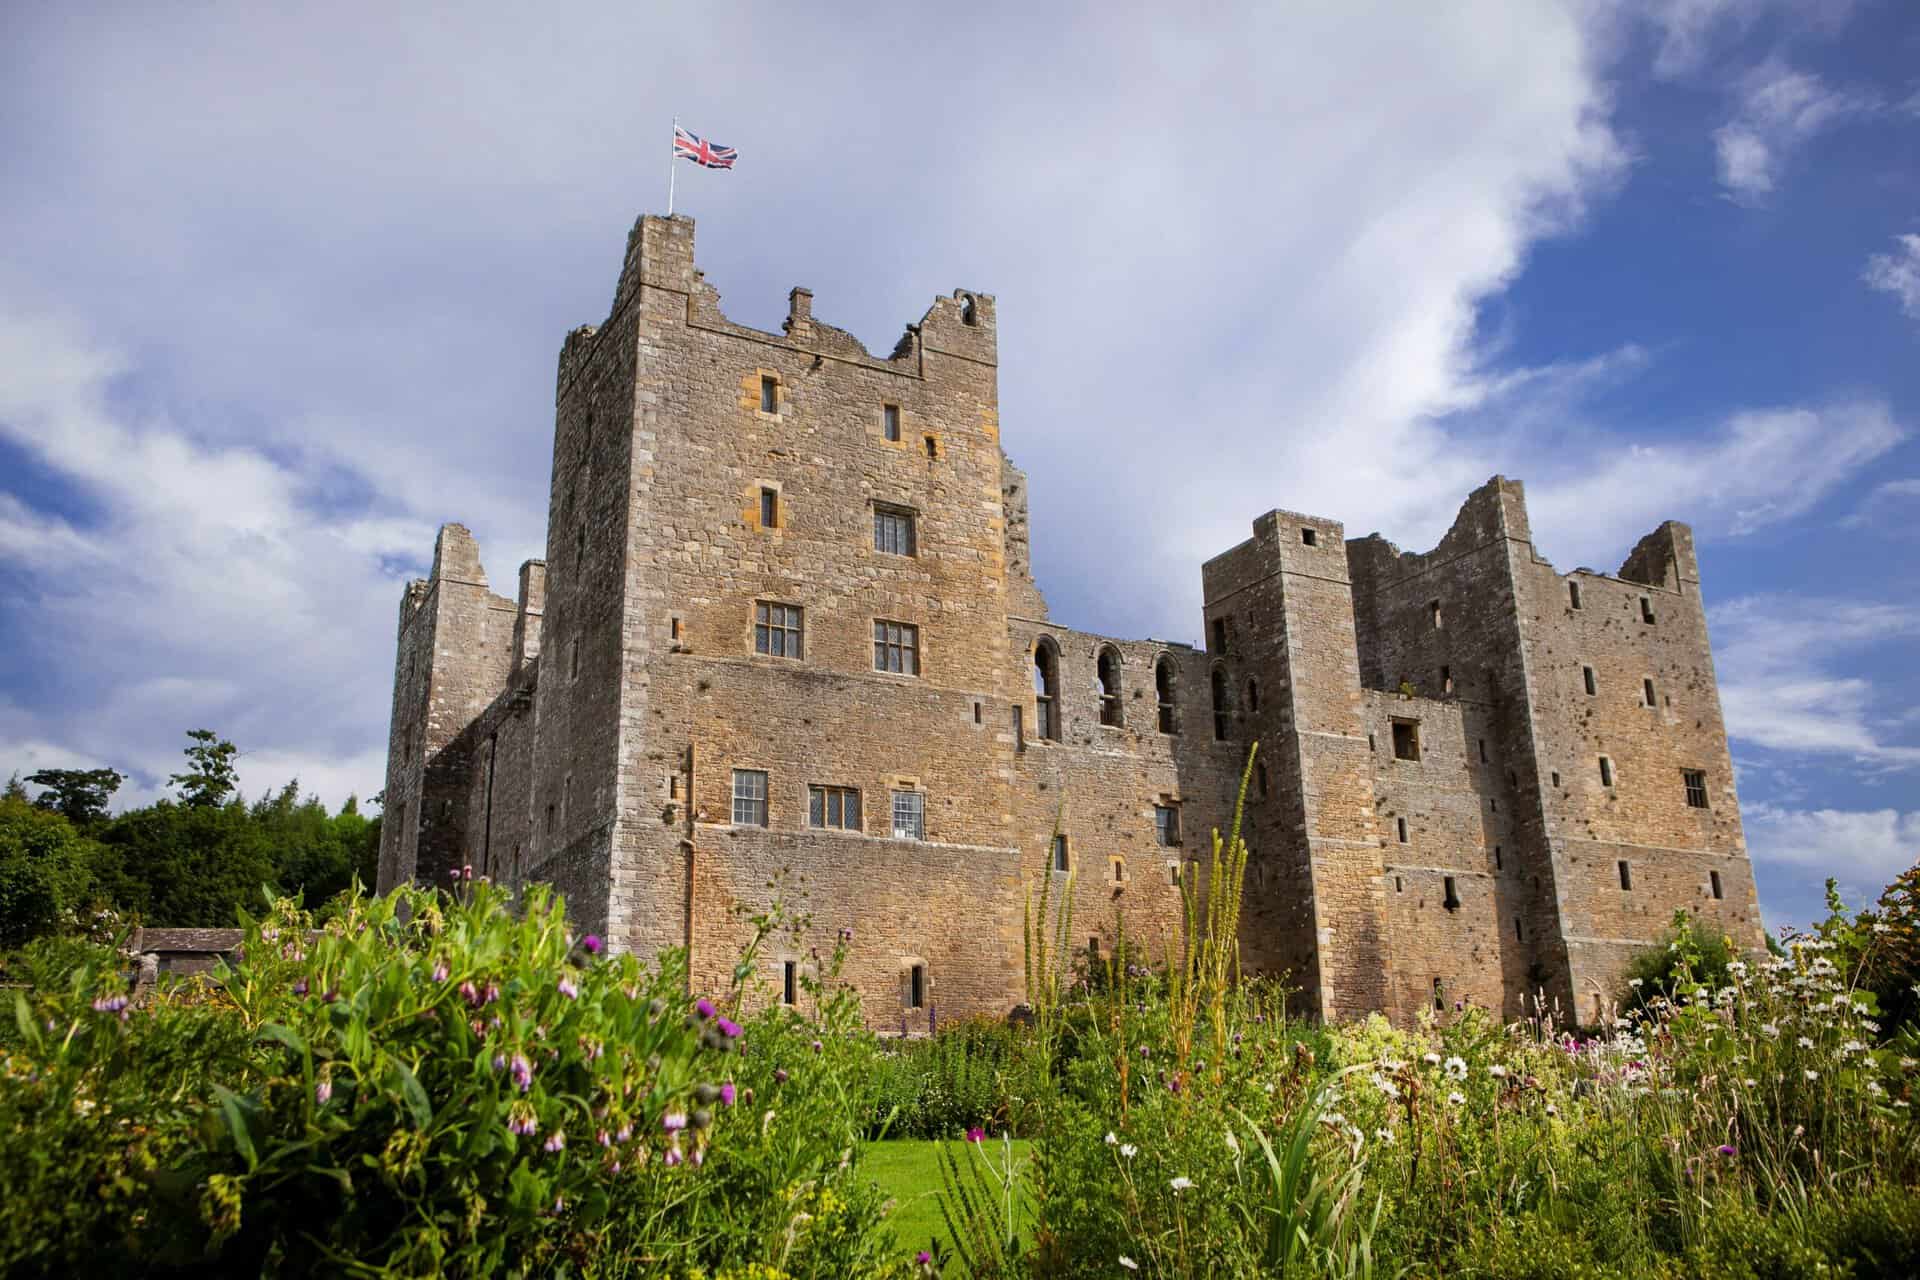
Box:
[1246,678,1260,714]
[1156,658,1178,734]
[1097,647,1122,727]
[1034,640,1061,741]
[1211,667,1231,741]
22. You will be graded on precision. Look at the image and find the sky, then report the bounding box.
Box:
[0,1,1915,933]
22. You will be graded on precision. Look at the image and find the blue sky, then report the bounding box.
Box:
[0,2,1914,932]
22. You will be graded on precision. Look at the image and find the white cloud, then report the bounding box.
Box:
[1639,0,1857,78]
[1744,802,1920,888]
[1842,476,1920,528]
[1710,595,1920,771]
[1863,233,1920,320]
[1712,62,1874,202]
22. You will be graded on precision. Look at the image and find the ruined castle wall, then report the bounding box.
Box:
[1509,517,1764,1019]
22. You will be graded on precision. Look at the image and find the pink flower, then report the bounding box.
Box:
[582,934,602,955]
[966,1127,985,1143]
[720,1082,737,1107]
[557,976,579,1000]
[430,958,450,983]
[544,1129,566,1153]
[695,998,717,1020]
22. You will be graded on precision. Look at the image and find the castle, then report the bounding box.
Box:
[378,213,1765,1026]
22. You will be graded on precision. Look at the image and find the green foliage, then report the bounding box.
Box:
[25,766,124,826]
[1619,908,1740,1012]
[0,792,96,948]
[170,728,241,807]
[91,799,280,926]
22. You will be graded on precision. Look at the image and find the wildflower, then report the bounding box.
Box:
[664,1144,683,1167]
[1544,1103,1558,1117]
[1139,1045,1150,1059]
[315,1076,333,1106]
[1375,1127,1395,1144]
[492,1052,507,1073]
[557,976,579,1000]
[507,1102,538,1136]
[1170,1176,1194,1192]
[1761,1023,1779,1038]
[1444,1056,1468,1081]
[1716,1144,1736,1157]
[510,1053,534,1092]
[1120,1258,1138,1272]
[1843,1040,1866,1056]
[918,1252,933,1266]
[545,1129,566,1153]
[293,979,309,997]
[1629,978,1643,988]
[459,980,479,1005]
[1798,1036,1814,1049]
[1805,1070,1819,1081]
[430,958,450,983]
[811,1040,823,1054]
[1423,1051,1442,1066]
[720,1082,737,1107]
[1372,1073,1398,1098]
[1105,1132,1118,1145]
[1447,1091,1466,1106]
[1488,1064,1508,1079]
[1121,1143,1137,1158]
[775,1069,790,1084]
[717,1017,742,1038]
[662,1111,688,1133]
[1869,1080,1886,1096]
[695,998,717,1020]
[966,1127,986,1144]
[91,994,130,1017]
[582,934,603,955]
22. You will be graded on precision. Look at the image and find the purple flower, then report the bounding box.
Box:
[492,1052,507,1073]
[717,1017,742,1039]
[458,980,479,1005]
[322,988,340,1004]
[448,867,462,881]
[430,958,450,983]
[615,1123,632,1142]
[292,979,309,997]
[1139,1045,1150,1059]
[664,1144,684,1167]
[91,994,129,1016]
[1716,1144,1738,1157]
[966,1127,985,1144]
[840,927,854,942]
[507,1102,539,1136]
[557,976,579,1000]
[597,1129,612,1148]
[917,1251,932,1265]
[695,997,717,1020]
[315,1077,333,1105]
[483,982,500,1005]
[582,934,603,955]
[511,1053,534,1092]
[811,1039,823,1054]
[720,1081,737,1107]
[544,1129,566,1153]
[662,1111,688,1133]
[691,1145,705,1167]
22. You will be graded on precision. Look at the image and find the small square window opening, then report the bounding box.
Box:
[1301,527,1317,546]
[1391,720,1420,761]
[874,505,916,556]
[754,602,803,659]
[873,620,920,675]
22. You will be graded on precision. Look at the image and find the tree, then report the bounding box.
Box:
[94,801,278,926]
[0,793,95,948]
[25,767,124,826]
[169,729,239,808]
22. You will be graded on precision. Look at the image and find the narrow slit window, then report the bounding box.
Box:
[1441,665,1453,694]
[760,487,779,529]
[1583,666,1597,696]
[1012,704,1024,752]
[1643,678,1657,708]
[1155,658,1178,734]
[1246,678,1260,714]
[1640,596,1656,624]
[1396,816,1409,844]
[1433,977,1444,1010]
[1430,600,1443,629]
[1477,738,1487,764]
[1369,733,1377,753]
[1110,858,1126,886]
[1710,869,1724,900]
[923,435,937,459]
[1494,845,1503,870]
[908,964,925,1009]
[1551,771,1561,788]
[882,403,901,442]
[1569,581,1583,610]
[1211,667,1231,741]
[1052,834,1070,873]
[1211,617,1229,654]
[759,375,778,414]
[1443,876,1460,911]
[973,700,983,725]
[1514,916,1524,941]
[1618,859,1633,890]
[1683,769,1708,809]
[1599,756,1614,787]
[1256,760,1269,799]
[782,960,797,1006]
[1395,875,1404,893]
[1097,648,1123,727]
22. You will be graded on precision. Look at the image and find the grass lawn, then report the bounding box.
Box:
[862,1138,1035,1258]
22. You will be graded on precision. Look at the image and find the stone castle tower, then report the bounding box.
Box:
[379,213,1764,1026]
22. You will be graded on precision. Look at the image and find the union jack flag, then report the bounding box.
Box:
[673,125,737,170]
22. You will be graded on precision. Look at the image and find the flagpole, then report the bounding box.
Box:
[667,115,678,217]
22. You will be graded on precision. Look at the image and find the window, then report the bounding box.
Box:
[891,789,925,840]
[1097,648,1122,727]
[1013,704,1025,752]
[923,435,937,459]
[1154,804,1181,848]
[1301,527,1317,546]
[1441,665,1453,695]
[759,374,778,414]
[1089,936,1102,959]
[755,602,803,658]
[808,785,862,831]
[1052,834,1070,873]
[1429,600,1443,629]
[1433,977,1445,1011]
[1443,876,1460,911]
[1494,844,1504,870]
[1643,678,1657,708]
[731,770,768,826]
[1168,861,1183,886]
[1683,769,1708,809]
[1211,667,1230,740]
[1256,760,1269,799]
[760,487,780,529]
[1514,916,1524,942]
[1211,617,1228,654]
[873,505,916,556]
[1396,816,1409,844]
[1617,860,1632,891]
[1710,869,1724,900]
[1110,858,1126,886]
[960,294,977,325]
[882,403,901,442]
[1640,596,1656,624]
[973,700,983,725]
[1034,642,1061,740]
[908,964,925,1009]
[1551,771,1561,788]
[1599,756,1614,787]
[1395,876,1404,893]
[1477,738,1487,764]
[1569,581,1583,610]
[1391,719,1420,761]
[1246,678,1260,714]
[545,802,555,834]
[782,960,797,1005]
[1155,658,1178,734]
[1582,666,1597,696]
[670,616,681,641]
[874,620,919,674]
